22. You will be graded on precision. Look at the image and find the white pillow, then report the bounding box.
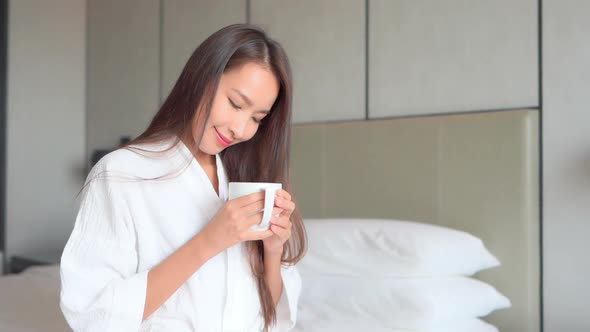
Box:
[297,276,510,329]
[294,318,498,332]
[300,218,500,277]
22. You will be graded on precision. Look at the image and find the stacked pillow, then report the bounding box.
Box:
[294,218,511,332]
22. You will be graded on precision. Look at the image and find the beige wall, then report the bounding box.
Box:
[543,1,590,330]
[369,0,538,117]
[86,0,160,161]
[251,0,366,123]
[161,0,246,100]
[5,0,86,260]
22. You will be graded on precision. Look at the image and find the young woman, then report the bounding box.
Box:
[60,24,306,332]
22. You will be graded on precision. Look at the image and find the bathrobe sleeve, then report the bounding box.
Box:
[271,264,302,331]
[60,164,148,332]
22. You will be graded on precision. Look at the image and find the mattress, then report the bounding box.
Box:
[0,265,68,332]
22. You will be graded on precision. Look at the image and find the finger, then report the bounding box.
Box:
[245,211,263,225]
[276,189,292,201]
[271,207,285,217]
[243,229,274,241]
[241,200,265,216]
[275,197,295,214]
[244,207,283,226]
[270,223,290,239]
[270,216,292,229]
[232,192,265,207]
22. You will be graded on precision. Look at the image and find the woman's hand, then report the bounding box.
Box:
[262,189,296,256]
[202,192,275,253]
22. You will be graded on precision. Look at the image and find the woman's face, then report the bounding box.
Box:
[193,62,279,160]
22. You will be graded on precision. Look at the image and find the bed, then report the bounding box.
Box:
[290,109,541,332]
[0,264,68,331]
[0,109,540,332]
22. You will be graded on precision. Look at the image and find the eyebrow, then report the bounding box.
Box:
[231,88,271,114]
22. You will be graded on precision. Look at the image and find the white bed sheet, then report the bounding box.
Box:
[0,265,498,332]
[0,264,68,332]
[292,317,499,332]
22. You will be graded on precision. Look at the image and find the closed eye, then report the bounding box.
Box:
[228,97,241,110]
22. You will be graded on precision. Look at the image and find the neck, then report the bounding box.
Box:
[198,153,215,167]
[181,137,215,166]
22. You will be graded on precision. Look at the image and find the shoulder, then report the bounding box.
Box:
[89,136,190,180]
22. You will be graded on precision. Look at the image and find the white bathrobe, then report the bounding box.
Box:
[60,137,301,332]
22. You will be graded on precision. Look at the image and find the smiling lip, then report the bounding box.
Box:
[214,128,233,146]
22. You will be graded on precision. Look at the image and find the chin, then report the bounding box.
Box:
[196,142,216,155]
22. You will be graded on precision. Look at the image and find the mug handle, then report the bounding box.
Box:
[259,188,277,229]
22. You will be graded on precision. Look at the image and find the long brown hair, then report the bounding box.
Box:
[116,24,306,330]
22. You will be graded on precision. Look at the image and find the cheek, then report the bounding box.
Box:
[206,108,224,126]
[243,124,260,141]
[207,95,229,125]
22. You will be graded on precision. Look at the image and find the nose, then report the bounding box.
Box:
[229,117,249,141]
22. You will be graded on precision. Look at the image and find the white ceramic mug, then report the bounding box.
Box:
[228,182,282,231]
